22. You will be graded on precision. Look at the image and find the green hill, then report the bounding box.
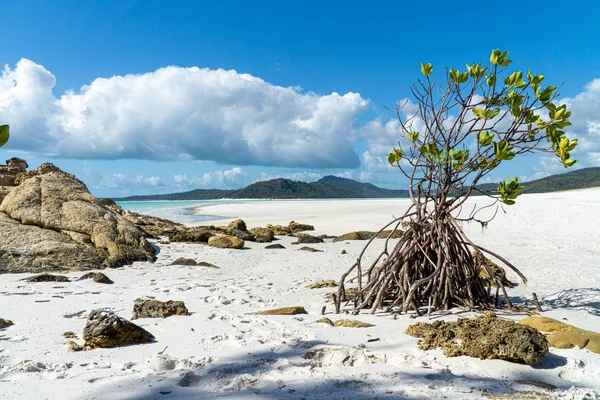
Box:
[318,175,409,197]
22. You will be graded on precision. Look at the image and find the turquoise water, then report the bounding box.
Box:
[116,200,232,223]
[116,198,368,224]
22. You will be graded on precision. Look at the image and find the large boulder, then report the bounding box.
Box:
[228,227,255,241]
[520,316,600,354]
[0,163,155,273]
[208,235,244,249]
[228,219,247,231]
[406,313,548,365]
[83,310,154,349]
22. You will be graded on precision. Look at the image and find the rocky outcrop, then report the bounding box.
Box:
[131,300,189,320]
[228,219,247,231]
[266,224,294,236]
[0,162,155,273]
[406,313,548,365]
[208,235,244,249]
[77,272,114,284]
[83,310,154,348]
[119,208,185,239]
[520,316,600,354]
[228,228,255,241]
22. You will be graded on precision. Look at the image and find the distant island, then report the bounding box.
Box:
[113,167,600,201]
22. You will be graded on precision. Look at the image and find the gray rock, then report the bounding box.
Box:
[265,244,286,249]
[170,257,198,266]
[250,227,274,243]
[228,227,255,241]
[83,310,155,349]
[293,234,324,244]
[22,273,71,282]
[132,299,189,319]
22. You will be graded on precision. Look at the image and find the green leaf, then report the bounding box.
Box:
[0,125,9,148]
[408,131,419,142]
[421,63,433,77]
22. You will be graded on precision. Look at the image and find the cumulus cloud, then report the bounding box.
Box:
[174,167,247,188]
[95,173,166,190]
[0,59,369,168]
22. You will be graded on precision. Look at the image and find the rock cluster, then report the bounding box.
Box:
[0,160,155,273]
[406,313,548,365]
[332,230,403,243]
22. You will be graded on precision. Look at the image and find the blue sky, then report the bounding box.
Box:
[1,0,599,197]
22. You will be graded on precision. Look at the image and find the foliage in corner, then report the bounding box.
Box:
[0,125,8,148]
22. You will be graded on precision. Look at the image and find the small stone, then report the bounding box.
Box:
[306,280,339,289]
[315,318,334,326]
[77,272,113,284]
[64,340,84,352]
[169,257,198,266]
[22,273,70,283]
[0,318,14,329]
[334,319,375,328]
[63,331,78,339]
[208,235,244,249]
[131,299,189,320]
[299,246,323,252]
[196,261,220,269]
[341,250,347,254]
[265,244,285,249]
[83,310,155,349]
[250,306,308,315]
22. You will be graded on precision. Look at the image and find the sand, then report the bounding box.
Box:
[1,190,599,399]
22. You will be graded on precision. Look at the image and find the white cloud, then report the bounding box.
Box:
[174,167,247,188]
[95,173,166,190]
[0,59,369,168]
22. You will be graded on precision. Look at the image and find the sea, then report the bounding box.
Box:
[116,198,367,224]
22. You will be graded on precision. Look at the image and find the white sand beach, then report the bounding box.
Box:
[1,190,600,399]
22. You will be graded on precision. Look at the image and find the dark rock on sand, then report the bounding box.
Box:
[170,257,199,266]
[77,272,114,284]
[168,227,214,243]
[406,312,548,365]
[228,227,255,241]
[0,162,155,273]
[293,234,324,244]
[265,244,286,249]
[23,273,71,282]
[250,227,274,243]
[83,310,155,348]
[131,299,189,320]
[0,318,14,329]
